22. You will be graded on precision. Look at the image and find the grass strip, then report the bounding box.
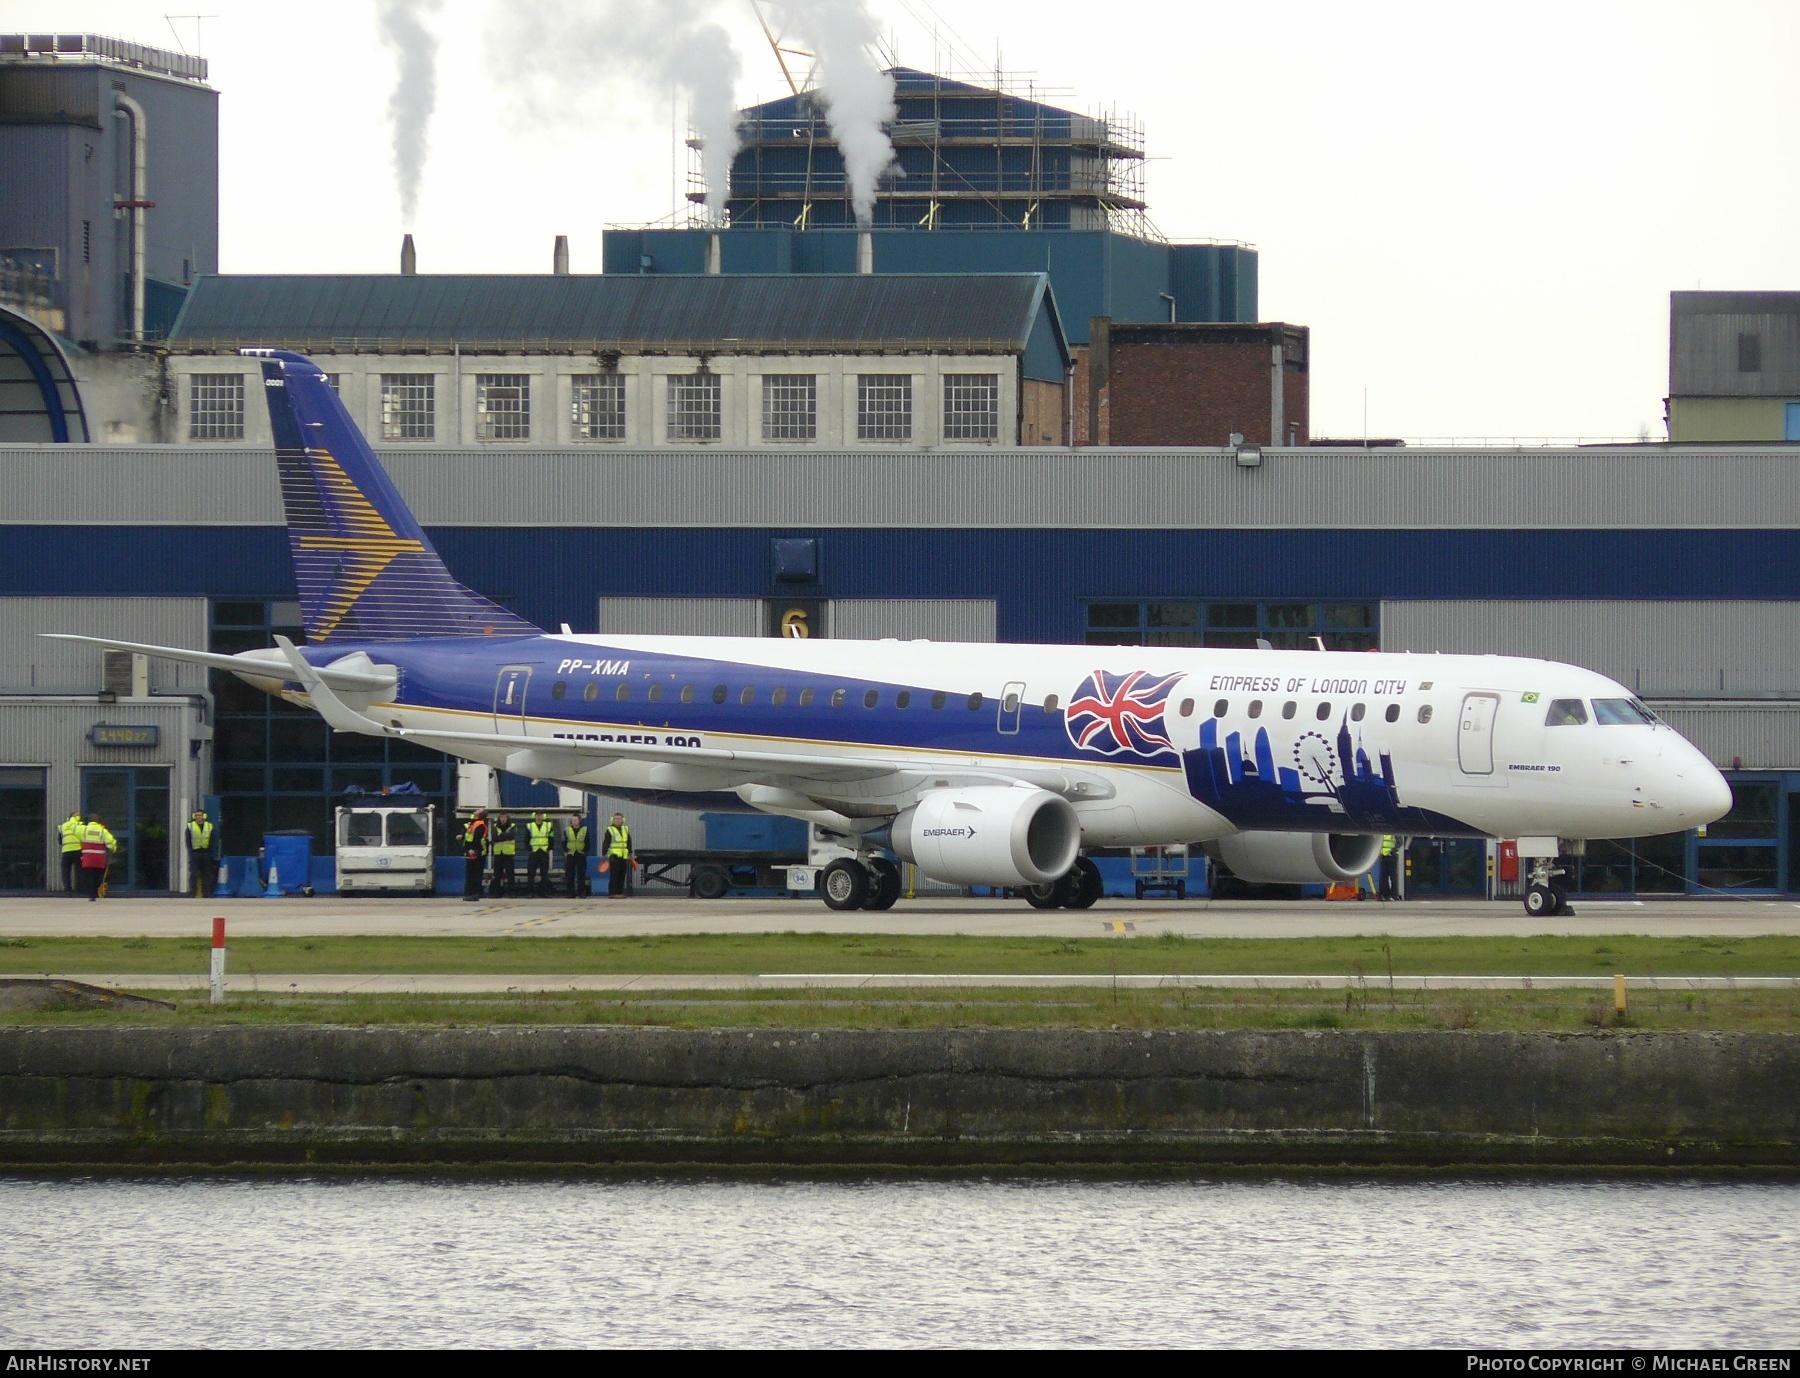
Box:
[4,985,1796,1032]
[1,933,1798,978]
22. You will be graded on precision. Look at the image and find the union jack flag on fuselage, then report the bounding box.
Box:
[1065,669,1186,762]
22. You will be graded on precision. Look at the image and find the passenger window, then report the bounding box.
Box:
[1350,703,1365,722]
[830,689,846,708]
[1248,700,1263,719]
[799,687,815,707]
[1002,691,1020,712]
[1592,697,1656,726]
[711,686,727,704]
[582,681,599,702]
[1417,704,1433,724]
[551,680,568,700]
[680,685,695,704]
[1043,694,1058,713]
[1179,698,1195,717]
[1282,701,1297,719]
[1545,698,1588,727]
[968,692,984,710]
[896,690,910,709]
[740,686,755,705]
[864,689,879,708]
[1213,699,1228,718]
[1384,703,1398,722]
[1316,702,1331,720]
[931,691,947,710]
[647,683,663,704]
[615,683,629,702]
[771,687,787,706]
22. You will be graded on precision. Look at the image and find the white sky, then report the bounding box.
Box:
[8,0,1798,439]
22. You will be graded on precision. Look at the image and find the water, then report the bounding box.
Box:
[2,1177,1796,1348]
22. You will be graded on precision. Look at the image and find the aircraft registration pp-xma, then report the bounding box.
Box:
[49,349,1734,916]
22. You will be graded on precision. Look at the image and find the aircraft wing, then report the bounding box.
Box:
[39,633,396,693]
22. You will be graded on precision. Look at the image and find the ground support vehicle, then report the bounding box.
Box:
[334,801,436,894]
[1132,844,1193,899]
[635,847,807,899]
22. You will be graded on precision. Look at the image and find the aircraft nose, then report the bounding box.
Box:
[1672,751,1733,829]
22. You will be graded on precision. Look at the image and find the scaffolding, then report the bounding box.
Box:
[690,66,1154,238]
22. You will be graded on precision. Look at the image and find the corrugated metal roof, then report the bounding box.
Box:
[167,272,1057,355]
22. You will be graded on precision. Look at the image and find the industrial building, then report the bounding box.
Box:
[605,67,1259,345]
[1667,291,1800,442]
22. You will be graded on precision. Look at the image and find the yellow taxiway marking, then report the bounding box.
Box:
[1105,920,1136,935]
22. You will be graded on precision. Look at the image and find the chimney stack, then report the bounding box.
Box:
[704,231,721,275]
[553,234,570,275]
[400,233,417,276]
[856,229,873,275]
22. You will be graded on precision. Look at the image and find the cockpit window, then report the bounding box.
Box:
[1592,697,1658,726]
[1545,698,1588,727]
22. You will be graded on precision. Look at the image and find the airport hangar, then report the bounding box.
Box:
[3,275,1800,899]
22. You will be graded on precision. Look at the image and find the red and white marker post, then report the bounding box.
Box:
[210,914,226,1005]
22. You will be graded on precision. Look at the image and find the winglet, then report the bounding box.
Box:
[274,635,389,736]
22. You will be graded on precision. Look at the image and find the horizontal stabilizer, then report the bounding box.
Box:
[38,633,396,692]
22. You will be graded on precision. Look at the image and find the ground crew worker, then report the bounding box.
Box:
[1379,834,1398,900]
[461,808,490,902]
[603,811,632,899]
[79,815,117,901]
[59,809,84,896]
[187,809,217,899]
[526,810,555,896]
[563,812,591,898]
[489,811,517,896]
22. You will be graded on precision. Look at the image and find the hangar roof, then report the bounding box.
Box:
[166,271,1070,378]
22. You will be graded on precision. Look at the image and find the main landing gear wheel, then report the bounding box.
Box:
[820,858,870,911]
[1524,883,1556,918]
[864,857,902,911]
[1064,857,1103,910]
[1024,873,1073,909]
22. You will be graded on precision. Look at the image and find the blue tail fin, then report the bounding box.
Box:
[246,349,538,643]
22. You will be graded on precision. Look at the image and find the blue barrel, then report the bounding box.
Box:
[261,831,313,896]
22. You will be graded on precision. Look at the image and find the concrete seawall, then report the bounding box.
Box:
[2,1028,1797,1169]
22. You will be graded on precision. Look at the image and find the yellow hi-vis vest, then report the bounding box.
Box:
[60,814,85,853]
[491,822,516,856]
[564,824,589,854]
[187,819,213,851]
[527,819,554,852]
[606,824,631,858]
[1380,835,1397,856]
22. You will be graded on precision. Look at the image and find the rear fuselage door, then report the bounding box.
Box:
[1458,691,1501,775]
[494,666,532,734]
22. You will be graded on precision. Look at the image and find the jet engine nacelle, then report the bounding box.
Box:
[890,786,1082,887]
[1207,831,1384,885]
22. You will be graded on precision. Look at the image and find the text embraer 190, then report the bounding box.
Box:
[47,350,1732,916]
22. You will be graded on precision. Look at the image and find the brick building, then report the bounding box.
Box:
[1077,320,1309,446]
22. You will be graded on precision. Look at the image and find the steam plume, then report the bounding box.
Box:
[376,0,443,225]
[489,1,742,223]
[774,0,897,227]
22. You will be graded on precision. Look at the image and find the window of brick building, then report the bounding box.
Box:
[380,374,435,441]
[668,371,721,442]
[572,373,626,441]
[943,373,1000,442]
[188,373,245,440]
[761,374,817,442]
[476,374,531,440]
[857,374,912,442]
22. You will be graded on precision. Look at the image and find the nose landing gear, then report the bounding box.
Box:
[1522,855,1572,917]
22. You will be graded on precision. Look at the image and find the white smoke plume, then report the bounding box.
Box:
[489,0,743,223]
[773,0,897,227]
[376,0,443,226]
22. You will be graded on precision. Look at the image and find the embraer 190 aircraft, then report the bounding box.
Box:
[50,349,1733,916]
